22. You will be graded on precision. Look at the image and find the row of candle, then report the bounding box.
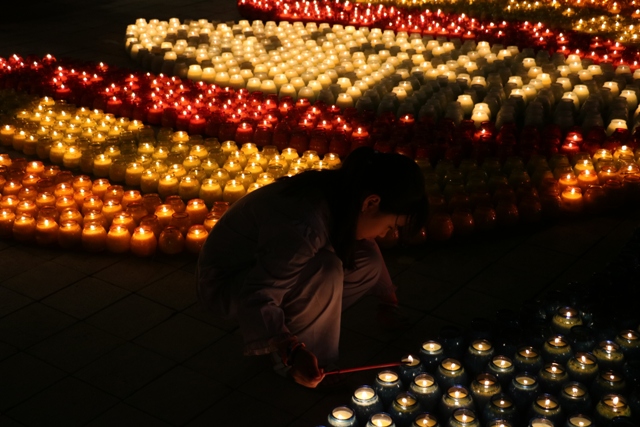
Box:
[123,18,640,119]
[0,153,239,255]
[235,0,640,55]
[323,306,640,427]
[353,0,640,45]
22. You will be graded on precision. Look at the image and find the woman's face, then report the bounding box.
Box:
[355,195,407,240]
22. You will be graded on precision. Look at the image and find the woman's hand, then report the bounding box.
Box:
[290,347,325,388]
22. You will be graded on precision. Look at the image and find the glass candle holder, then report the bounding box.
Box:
[439,385,474,421]
[614,330,640,359]
[351,386,383,425]
[595,394,632,425]
[470,373,501,414]
[590,370,626,402]
[558,381,591,419]
[542,335,573,364]
[328,406,357,427]
[486,420,512,427]
[375,370,403,408]
[420,341,444,373]
[366,412,396,427]
[448,408,480,427]
[566,353,599,385]
[435,359,467,390]
[398,355,424,385]
[514,347,543,373]
[483,394,516,426]
[487,356,515,389]
[538,363,569,395]
[593,341,625,372]
[552,307,583,335]
[530,394,563,425]
[527,417,554,427]
[412,412,439,427]
[568,326,597,354]
[508,374,539,412]
[410,373,442,412]
[463,339,495,377]
[565,414,593,427]
[388,392,421,427]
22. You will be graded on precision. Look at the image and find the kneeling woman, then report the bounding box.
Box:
[196,147,427,388]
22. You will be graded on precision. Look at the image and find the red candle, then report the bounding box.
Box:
[188,114,206,135]
[175,109,192,131]
[234,122,255,145]
[147,104,163,125]
[105,96,122,115]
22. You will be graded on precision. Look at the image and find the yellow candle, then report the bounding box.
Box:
[178,176,201,200]
[158,174,179,200]
[63,146,82,170]
[199,178,223,207]
[93,154,113,177]
[140,169,160,193]
[222,179,247,204]
[154,204,175,229]
[91,179,111,200]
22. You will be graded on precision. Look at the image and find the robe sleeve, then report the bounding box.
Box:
[237,221,325,356]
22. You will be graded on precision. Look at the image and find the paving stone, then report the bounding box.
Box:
[0,247,50,283]
[85,403,172,427]
[182,302,239,332]
[53,250,121,275]
[183,331,271,388]
[26,322,125,373]
[42,276,129,319]
[85,294,174,340]
[74,342,175,399]
[236,369,324,418]
[0,302,76,350]
[125,366,230,426]
[0,352,66,412]
[7,376,118,426]
[497,244,575,280]
[1,261,85,300]
[92,257,177,291]
[187,390,295,427]
[137,270,197,311]
[395,269,461,312]
[0,286,33,318]
[431,289,510,329]
[133,313,225,362]
[466,264,551,305]
[0,340,17,362]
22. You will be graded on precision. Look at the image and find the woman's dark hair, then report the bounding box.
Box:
[281,147,427,267]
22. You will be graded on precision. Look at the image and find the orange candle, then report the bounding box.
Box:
[121,190,142,209]
[91,178,111,199]
[55,196,77,214]
[81,223,107,252]
[106,224,131,253]
[0,208,15,238]
[54,183,74,199]
[185,199,208,225]
[82,195,104,215]
[35,217,59,246]
[58,220,82,248]
[154,204,175,229]
[561,186,584,213]
[15,200,38,217]
[12,213,36,242]
[130,225,157,257]
[112,212,136,234]
[101,200,123,226]
[577,169,599,189]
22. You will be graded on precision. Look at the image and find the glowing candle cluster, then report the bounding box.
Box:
[325,299,640,427]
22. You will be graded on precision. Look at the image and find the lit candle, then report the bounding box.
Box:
[81,222,107,252]
[106,224,131,253]
[57,220,82,248]
[130,225,157,257]
[185,225,208,254]
[374,370,402,407]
